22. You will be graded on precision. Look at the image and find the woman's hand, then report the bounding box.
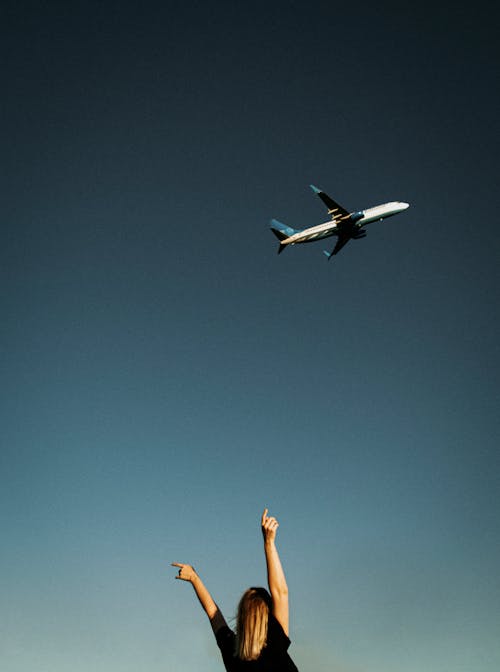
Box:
[261,508,279,544]
[172,562,198,582]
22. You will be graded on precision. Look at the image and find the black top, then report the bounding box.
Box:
[214,614,299,672]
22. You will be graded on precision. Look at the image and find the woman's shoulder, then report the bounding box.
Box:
[267,614,291,650]
[214,623,235,650]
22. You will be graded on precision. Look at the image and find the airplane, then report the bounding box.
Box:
[270,185,409,259]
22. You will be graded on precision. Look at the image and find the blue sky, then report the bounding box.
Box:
[1,2,499,671]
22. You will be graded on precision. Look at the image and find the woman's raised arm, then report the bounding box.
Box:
[261,508,289,635]
[171,562,227,632]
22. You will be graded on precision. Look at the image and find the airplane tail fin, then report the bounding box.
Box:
[270,219,297,255]
[270,218,296,241]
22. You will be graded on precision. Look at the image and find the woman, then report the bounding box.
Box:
[172,508,299,671]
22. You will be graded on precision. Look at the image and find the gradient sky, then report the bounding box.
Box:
[1,2,499,671]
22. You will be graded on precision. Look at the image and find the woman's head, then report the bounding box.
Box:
[235,587,272,661]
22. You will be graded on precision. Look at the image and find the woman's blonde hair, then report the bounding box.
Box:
[235,587,272,661]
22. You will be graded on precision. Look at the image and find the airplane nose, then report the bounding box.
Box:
[400,202,410,209]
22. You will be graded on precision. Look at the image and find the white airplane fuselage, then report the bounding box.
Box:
[281,201,409,245]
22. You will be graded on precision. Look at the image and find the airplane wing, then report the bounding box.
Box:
[324,233,351,259]
[310,184,349,218]
[331,234,351,255]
